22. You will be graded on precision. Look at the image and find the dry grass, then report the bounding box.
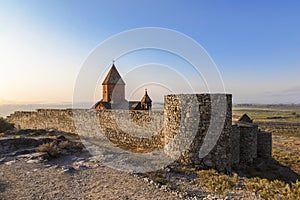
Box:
[272,137,300,174]
[143,146,300,199]
[245,178,300,200]
[36,139,83,157]
[58,140,84,150]
[0,133,5,137]
[273,149,300,168]
[36,142,59,157]
[196,169,239,197]
[58,140,73,149]
[195,169,300,199]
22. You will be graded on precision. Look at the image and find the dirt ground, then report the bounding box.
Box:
[0,156,182,200]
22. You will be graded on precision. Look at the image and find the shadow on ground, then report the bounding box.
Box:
[236,157,300,183]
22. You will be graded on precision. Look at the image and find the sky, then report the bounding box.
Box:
[0,0,300,105]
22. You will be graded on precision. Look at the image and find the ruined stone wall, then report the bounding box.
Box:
[163,94,233,172]
[238,123,258,164]
[7,109,76,133]
[233,122,272,164]
[7,109,165,149]
[231,125,240,165]
[75,109,165,149]
[7,93,272,172]
[257,131,272,158]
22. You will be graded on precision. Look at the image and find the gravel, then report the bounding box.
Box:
[0,155,181,200]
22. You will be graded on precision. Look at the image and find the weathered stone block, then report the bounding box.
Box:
[257,131,272,158]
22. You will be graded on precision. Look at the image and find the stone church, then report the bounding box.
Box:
[93,64,152,110]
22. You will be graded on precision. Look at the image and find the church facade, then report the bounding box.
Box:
[93,64,152,110]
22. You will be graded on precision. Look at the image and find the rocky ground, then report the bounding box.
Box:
[0,129,270,199]
[0,156,182,199]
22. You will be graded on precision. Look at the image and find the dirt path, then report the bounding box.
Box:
[0,158,180,200]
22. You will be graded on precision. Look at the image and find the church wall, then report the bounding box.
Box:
[111,84,125,103]
[102,85,109,102]
[102,84,125,103]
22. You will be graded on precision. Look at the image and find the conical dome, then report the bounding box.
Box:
[141,89,152,103]
[102,64,125,85]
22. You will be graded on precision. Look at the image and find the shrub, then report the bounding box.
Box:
[149,173,169,185]
[196,170,239,197]
[36,142,59,157]
[58,140,84,150]
[0,117,14,132]
[245,178,300,200]
[58,140,73,149]
[177,166,196,175]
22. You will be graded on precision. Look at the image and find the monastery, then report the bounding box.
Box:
[93,64,152,110]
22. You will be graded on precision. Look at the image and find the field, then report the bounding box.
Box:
[233,105,300,175]
[233,105,300,138]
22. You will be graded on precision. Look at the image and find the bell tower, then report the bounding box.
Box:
[102,64,125,104]
[140,89,152,110]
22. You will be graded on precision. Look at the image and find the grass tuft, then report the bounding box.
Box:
[36,142,59,157]
[245,178,300,200]
[196,170,239,197]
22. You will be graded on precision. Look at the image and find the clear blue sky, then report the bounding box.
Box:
[0,0,300,104]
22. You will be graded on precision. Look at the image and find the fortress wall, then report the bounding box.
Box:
[238,124,258,163]
[7,109,165,149]
[257,131,272,158]
[6,109,76,133]
[199,94,232,172]
[163,94,233,172]
[73,109,165,149]
[6,94,238,172]
[231,125,240,165]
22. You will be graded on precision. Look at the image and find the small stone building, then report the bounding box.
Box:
[232,114,272,166]
[93,64,152,110]
[131,89,152,110]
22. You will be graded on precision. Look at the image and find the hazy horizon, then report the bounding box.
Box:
[2,101,300,118]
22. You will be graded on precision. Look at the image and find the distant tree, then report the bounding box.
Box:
[0,117,14,132]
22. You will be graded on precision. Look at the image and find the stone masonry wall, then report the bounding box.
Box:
[238,123,258,164]
[6,94,233,171]
[5,93,272,171]
[231,125,240,165]
[163,94,232,172]
[7,109,165,149]
[257,131,272,158]
[7,109,76,133]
